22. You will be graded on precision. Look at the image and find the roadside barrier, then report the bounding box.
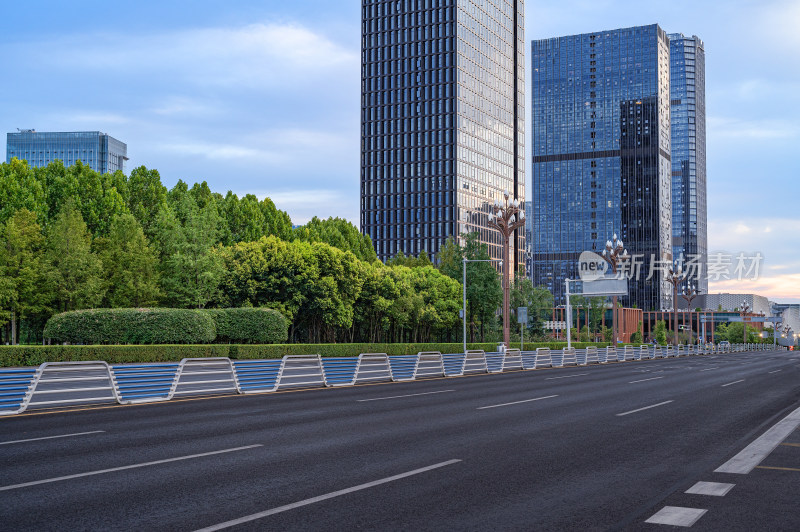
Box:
[534,347,553,369]
[461,350,489,374]
[412,352,446,379]
[501,349,524,371]
[623,345,636,361]
[351,354,394,385]
[0,343,773,415]
[561,348,578,367]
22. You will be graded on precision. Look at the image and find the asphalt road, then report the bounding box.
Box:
[1,350,799,531]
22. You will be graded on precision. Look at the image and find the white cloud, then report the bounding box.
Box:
[30,23,359,91]
[707,116,799,140]
[159,141,279,162]
[756,0,800,49]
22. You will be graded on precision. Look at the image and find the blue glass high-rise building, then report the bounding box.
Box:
[360,0,525,268]
[6,130,128,174]
[669,34,707,295]
[528,24,672,310]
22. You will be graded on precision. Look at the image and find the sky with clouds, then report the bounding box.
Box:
[2,0,798,301]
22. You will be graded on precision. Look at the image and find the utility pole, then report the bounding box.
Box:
[740,300,751,344]
[601,234,628,345]
[681,283,701,345]
[666,264,687,346]
[488,192,525,349]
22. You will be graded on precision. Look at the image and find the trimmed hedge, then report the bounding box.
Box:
[0,342,610,367]
[43,309,216,345]
[206,308,288,344]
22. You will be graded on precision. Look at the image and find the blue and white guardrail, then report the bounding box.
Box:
[0,343,776,416]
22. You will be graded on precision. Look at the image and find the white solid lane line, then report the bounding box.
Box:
[716,404,800,474]
[721,379,745,387]
[0,445,262,492]
[616,400,673,417]
[194,459,462,532]
[628,376,664,384]
[0,430,105,446]
[645,506,707,527]
[478,395,559,410]
[545,373,589,380]
[357,390,455,402]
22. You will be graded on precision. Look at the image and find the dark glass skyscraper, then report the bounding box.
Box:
[360,0,525,268]
[669,33,707,295]
[6,130,128,174]
[528,24,672,310]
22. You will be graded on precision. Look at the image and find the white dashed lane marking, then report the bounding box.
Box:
[685,481,735,496]
[645,506,707,527]
[721,379,745,387]
[628,376,664,384]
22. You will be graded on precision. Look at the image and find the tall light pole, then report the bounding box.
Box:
[601,234,628,345]
[666,263,687,346]
[740,300,751,344]
[681,283,701,345]
[488,191,525,349]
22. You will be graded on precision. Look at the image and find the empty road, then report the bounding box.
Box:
[2,349,799,531]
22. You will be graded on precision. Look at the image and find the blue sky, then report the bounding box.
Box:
[2,0,799,301]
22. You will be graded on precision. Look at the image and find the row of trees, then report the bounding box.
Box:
[0,159,555,345]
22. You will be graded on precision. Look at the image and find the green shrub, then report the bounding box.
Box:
[43,308,216,345]
[0,341,611,366]
[206,308,288,344]
[0,345,232,367]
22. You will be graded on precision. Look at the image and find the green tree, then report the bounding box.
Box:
[0,159,47,226]
[126,166,167,238]
[511,275,554,339]
[385,250,433,268]
[96,214,161,307]
[436,236,462,279]
[160,202,224,309]
[654,320,668,345]
[45,201,105,312]
[353,261,399,342]
[461,232,502,342]
[0,209,51,344]
[68,161,130,237]
[294,216,376,262]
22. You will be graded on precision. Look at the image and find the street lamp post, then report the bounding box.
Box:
[681,283,701,345]
[488,192,525,349]
[666,264,687,346]
[740,300,751,344]
[601,234,628,345]
[462,257,501,354]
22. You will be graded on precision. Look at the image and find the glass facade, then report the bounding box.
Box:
[360,0,525,267]
[6,130,128,174]
[528,24,672,310]
[669,34,707,295]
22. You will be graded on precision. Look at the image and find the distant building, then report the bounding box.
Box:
[528,24,672,310]
[669,34,707,294]
[360,0,526,269]
[6,129,128,174]
[683,293,772,317]
[771,302,800,333]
